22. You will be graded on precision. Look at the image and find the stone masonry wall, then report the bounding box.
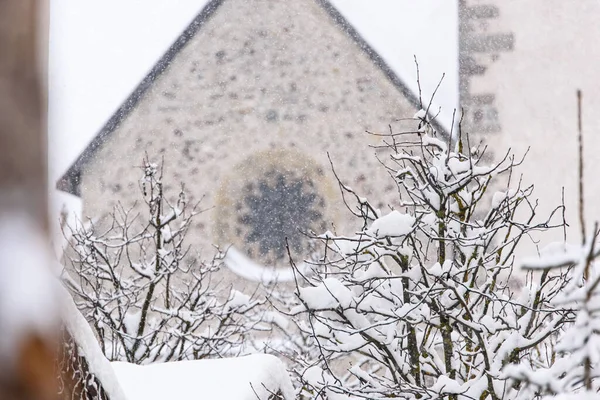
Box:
[459,0,514,139]
[80,0,420,288]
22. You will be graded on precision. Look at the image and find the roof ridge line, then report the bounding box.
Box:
[57,0,225,194]
[57,0,449,196]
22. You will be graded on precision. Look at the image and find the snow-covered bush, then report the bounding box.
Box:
[284,115,572,399]
[505,229,600,399]
[61,158,263,364]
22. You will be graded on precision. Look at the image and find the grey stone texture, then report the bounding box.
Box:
[79,0,420,285]
[459,0,514,137]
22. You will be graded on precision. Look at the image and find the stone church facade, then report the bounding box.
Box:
[61,0,600,277]
[58,0,435,284]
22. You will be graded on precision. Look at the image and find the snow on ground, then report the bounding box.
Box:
[112,354,295,400]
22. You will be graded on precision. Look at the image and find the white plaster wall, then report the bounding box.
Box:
[470,0,600,246]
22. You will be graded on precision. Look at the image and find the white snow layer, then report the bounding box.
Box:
[368,210,415,237]
[299,278,354,310]
[60,287,128,400]
[224,246,309,283]
[112,354,295,400]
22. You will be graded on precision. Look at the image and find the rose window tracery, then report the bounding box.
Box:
[215,150,334,271]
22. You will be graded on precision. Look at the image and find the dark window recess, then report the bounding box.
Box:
[237,172,325,262]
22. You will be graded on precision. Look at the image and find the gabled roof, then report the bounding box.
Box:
[57,0,451,196]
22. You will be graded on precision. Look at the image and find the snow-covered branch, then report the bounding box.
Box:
[279,114,571,400]
[61,157,263,364]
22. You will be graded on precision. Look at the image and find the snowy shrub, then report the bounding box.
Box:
[504,228,600,399]
[61,158,263,364]
[283,114,573,399]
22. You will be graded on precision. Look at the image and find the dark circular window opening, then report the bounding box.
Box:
[237,171,325,262]
[215,149,335,269]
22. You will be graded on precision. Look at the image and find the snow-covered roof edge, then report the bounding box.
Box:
[57,0,450,196]
[61,286,128,400]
